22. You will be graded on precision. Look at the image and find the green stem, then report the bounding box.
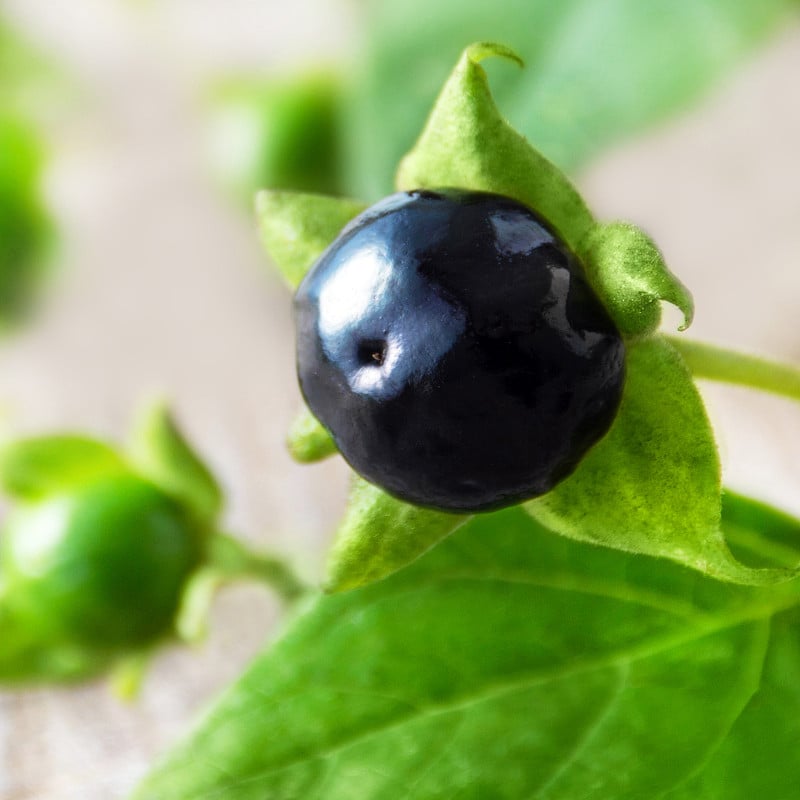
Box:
[207,533,309,603]
[667,336,800,402]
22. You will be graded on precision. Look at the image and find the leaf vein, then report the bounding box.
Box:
[209,614,777,795]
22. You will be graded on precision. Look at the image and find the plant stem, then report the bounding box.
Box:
[667,336,800,402]
[208,533,309,603]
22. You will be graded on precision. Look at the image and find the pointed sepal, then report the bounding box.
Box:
[128,401,222,524]
[525,336,800,585]
[579,221,694,338]
[255,190,366,289]
[396,42,594,249]
[287,406,337,463]
[324,477,468,593]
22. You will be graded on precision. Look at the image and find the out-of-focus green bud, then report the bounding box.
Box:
[0,413,214,687]
[0,113,51,325]
[1,475,204,651]
[0,405,306,690]
[207,73,343,202]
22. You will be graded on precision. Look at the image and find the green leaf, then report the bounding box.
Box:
[660,495,800,799]
[324,477,467,593]
[0,435,127,500]
[663,612,800,800]
[255,190,366,289]
[128,401,222,524]
[579,221,694,338]
[396,42,595,249]
[526,336,800,585]
[133,500,800,799]
[286,406,337,463]
[723,490,800,570]
[345,0,797,199]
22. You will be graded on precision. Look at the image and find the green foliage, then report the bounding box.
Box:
[287,406,337,463]
[0,114,51,324]
[0,435,127,500]
[0,408,214,685]
[128,401,223,524]
[141,19,800,797]
[259,42,797,589]
[396,42,594,249]
[134,499,800,799]
[255,190,366,289]
[208,74,344,202]
[324,477,466,593]
[526,336,750,582]
[581,222,694,337]
[344,0,798,199]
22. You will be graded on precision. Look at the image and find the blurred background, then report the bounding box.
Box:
[0,1,798,797]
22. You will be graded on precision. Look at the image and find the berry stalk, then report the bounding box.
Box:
[669,337,800,403]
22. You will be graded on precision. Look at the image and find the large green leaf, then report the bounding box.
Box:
[134,498,800,799]
[344,0,797,199]
[663,611,800,800]
[660,494,800,797]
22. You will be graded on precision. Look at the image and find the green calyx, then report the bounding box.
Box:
[256,41,800,594]
[324,478,467,593]
[579,222,694,338]
[286,406,337,463]
[255,190,366,290]
[396,42,594,250]
[395,42,692,341]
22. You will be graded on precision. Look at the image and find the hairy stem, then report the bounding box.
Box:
[668,336,800,402]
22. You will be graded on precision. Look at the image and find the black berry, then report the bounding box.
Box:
[295,189,625,513]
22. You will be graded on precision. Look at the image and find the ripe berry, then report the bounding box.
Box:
[295,189,625,513]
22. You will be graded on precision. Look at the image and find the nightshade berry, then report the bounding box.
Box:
[1,475,202,650]
[295,189,625,513]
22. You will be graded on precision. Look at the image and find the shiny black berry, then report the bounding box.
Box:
[295,189,625,513]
